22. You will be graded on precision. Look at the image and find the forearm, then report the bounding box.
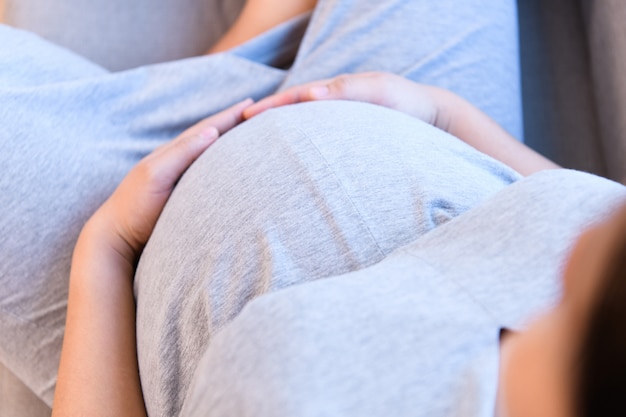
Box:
[208,0,316,53]
[52,219,146,417]
[429,87,560,176]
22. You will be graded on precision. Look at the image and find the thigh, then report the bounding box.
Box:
[283,0,523,140]
[0,25,285,406]
[134,100,521,417]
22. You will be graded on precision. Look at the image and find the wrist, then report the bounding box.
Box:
[73,211,138,280]
[421,86,459,133]
[422,87,561,176]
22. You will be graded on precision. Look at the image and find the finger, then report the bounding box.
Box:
[148,97,253,171]
[318,73,389,105]
[140,127,219,195]
[242,86,313,119]
[182,98,254,138]
[242,73,387,119]
[243,80,331,119]
[210,98,255,133]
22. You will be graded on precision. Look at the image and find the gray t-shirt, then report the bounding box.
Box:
[179,170,626,417]
[134,100,523,417]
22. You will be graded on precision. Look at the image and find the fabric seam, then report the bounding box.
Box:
[402,249,502,327]
[293,124,386,258]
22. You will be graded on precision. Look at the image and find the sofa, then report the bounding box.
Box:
[519,0,625,182]
[1,0,624,416]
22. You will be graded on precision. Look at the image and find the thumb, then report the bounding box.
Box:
[308,73,387,105]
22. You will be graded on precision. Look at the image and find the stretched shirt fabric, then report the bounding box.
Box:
[138,102,626,417]
[1,0,527,413]
[180,169,626,417]
[135,101,522,416]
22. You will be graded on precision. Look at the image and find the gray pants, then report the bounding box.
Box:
[0,0,521,410]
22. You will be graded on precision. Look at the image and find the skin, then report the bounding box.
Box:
[208,0,317,54]
[53,72,567,415]
[498,208,626,417]
[52,99,254,417]
[243,72,561,176]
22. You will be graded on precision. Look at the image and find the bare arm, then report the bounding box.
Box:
[208,0,317,53]
[244,72,560,176]
[430,86,559,176]
[53,219,147,417]
[52,99,253,417]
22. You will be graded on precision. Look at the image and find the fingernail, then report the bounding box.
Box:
[310,86,329,98]
[200,127,219,141]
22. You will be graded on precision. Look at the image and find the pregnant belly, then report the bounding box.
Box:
[133,100,520,417]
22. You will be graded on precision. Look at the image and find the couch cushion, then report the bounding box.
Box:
[1,0,245,71]
[518,0,606,176]
[582,0,626,183]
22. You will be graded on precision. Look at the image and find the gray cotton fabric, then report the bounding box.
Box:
[180,170,626,417]
[0,23,287,405]
[135,101,521,417]
[0,0,523,412]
